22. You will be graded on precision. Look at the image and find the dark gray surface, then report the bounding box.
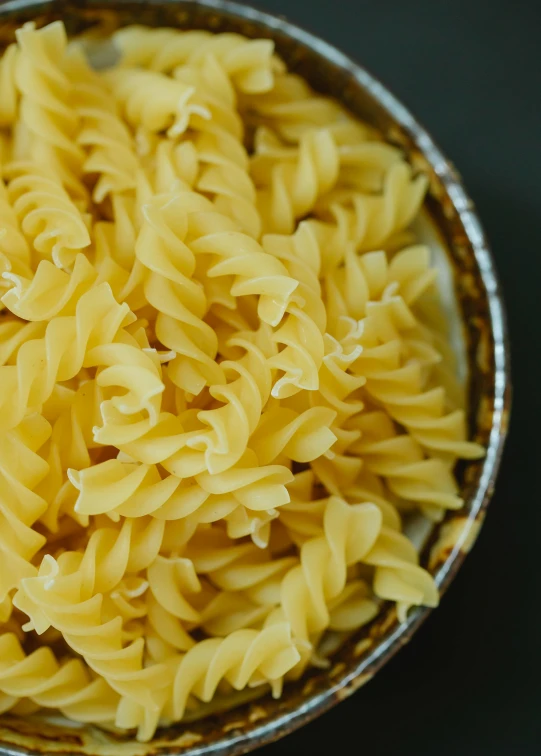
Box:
[245,1,539,754]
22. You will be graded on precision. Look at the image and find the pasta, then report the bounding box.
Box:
[13,22,87,201]
[5,162,91,269]
[0,19,483,742]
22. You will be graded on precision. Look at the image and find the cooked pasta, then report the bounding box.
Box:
[0,19,483,742]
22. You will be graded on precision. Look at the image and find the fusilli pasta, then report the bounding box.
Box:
[0,19,483,742]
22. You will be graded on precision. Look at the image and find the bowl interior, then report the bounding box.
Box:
[0,2,509,754]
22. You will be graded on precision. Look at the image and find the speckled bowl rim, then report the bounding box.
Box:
[0,1,511,755]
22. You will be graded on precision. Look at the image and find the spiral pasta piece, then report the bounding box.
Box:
[0,633,120,723]
[0,415,51,558]
[68,453,290,517]
[324,245,436,327]
[85,337,165,426]
[356,348,484,459]
[274,496,435,655]
[0,19,483,741]
[14,519,169,708]
[38,378,105,532]
[138,187,295,328]
[242,71,358,142]
[180,333,276,474]
[0,283,133,430]
[32,516,164,603]
[263,222,326,397]
[186,193,298,327]
[311,247,435,493]
[0,414,51,619]
[321,248,482,464]
[135,192,224,397]
[350,411,462,520]
[114,26,279,94]
[168,620,300,721]
[2,253,97,321]
[196,131,259,238]
[59,39,144,205]
[362,527,439,622]
[193,333,276,472]
[70,460,206,521]
[74,73,142,203]
[14,22,86,199]
[174,56,261,239]
[68,448,293,551]
[93,329,277,476]
[305,331,366,495]
[94,311,329,478]
[253,126,340,235]
[315,161,428,257]
[0,176,32,306]
[106,67,210,140]
[280,471,399,564]
[3,161,91,270]
[277,497,382,648]
[344,303,482,459]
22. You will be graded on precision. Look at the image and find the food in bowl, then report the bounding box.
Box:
[0,19,484,742]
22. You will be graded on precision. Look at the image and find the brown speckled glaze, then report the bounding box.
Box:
[0,2,511,755]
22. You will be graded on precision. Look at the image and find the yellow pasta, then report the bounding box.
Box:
[252,126,340,235]
[0,19,483,742]
[13,22,87,201]
[4,162,91,269]
[113,26,281,94]
[0,44,18,128]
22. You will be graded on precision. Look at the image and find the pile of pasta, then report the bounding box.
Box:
[0,20,484,741]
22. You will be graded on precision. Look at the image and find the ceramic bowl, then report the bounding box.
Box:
[0,1,511,754]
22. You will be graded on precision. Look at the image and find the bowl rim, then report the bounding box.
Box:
[0,1,511,754]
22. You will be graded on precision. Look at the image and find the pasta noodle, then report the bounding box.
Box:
[13,22,87,201]
[4,162,91,269]
[113,26,281,94]
[0,44,18,128]
[252,126,340,235]
[0,19,483,742]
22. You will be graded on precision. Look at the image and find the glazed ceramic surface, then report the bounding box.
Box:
[0,2,510,754]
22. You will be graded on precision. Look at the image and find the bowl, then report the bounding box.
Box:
[0,1,511,754]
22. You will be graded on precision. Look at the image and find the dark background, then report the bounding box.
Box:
[243,1,539,754]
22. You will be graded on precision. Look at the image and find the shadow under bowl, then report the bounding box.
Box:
[0,1,511,754]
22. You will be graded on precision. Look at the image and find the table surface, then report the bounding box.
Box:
[244,1,539,754]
